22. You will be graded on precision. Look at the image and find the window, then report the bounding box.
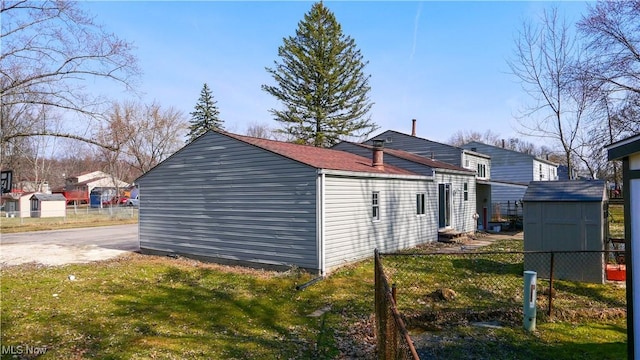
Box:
[416,193,426,215]
[465,159,470,168]
[463,182,468,201]
[477,163,486,178]
[372,192,380,221]
[539,164,543,180]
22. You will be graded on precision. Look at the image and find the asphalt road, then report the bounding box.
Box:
[0,224,139,267]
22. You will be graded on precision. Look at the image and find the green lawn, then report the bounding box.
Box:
[0,233,629,359]
[609,203,624,238]
[381,238,627,359]
[0,207,138,233]
[1,244,628,359]
[0,255,374,359]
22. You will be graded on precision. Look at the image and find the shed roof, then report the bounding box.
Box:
[222,132,418,176]
[523,180,607,202]
[606,132,640,160]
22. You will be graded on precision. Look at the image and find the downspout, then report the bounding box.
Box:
[317,170,326,276]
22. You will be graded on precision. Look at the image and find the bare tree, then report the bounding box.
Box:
[578,1,640,97]
[447,130,501,147]
[245,122,276,139]
[508,7,592,178]
[104,101,188,175]
[0,0,139,151]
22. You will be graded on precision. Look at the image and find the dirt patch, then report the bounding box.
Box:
[0,243,129,267]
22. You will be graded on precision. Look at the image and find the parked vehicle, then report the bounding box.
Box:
[125,196,139,207]
[102,196,128,206]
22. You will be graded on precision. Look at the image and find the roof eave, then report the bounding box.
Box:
[318,168,433,181]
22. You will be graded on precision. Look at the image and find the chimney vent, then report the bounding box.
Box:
[502,139,505,148]
[372,139,385,169]
[411,119,417,136]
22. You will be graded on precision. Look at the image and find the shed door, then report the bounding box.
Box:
[438,183,451,228]
[30,198,39,211]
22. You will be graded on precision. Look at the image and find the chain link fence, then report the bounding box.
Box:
[375,246,627,358]
[375,250,420,360]
[1,205,138,227]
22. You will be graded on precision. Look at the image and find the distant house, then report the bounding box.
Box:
[333,141,477,233]
[60,171,129,204]
[137,130,443,274]
[15,179,50,193]
[29,193,67,218]
[460,141,558,204]
[365,129,493,231]
[65,171,129,195]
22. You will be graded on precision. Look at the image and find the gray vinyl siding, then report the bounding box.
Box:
[523,201,605,283]
[137,132,319,271]
[369,131,465,167]
[323,175,437,271]
[491,183,528,203]
[435,171,477,233]
[462,141,558,183]
[332,142,434,176]
[523,181,607,283]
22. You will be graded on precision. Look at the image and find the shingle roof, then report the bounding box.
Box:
[222,132,418,176]
[523,180,606,202]
[346,142,474,173]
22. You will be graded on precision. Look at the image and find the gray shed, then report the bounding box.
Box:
[523,180,608,283]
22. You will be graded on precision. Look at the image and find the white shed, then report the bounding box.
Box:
[29,193,67,218]
[523,180,608,283]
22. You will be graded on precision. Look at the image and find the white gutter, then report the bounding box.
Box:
[318,168,433,181]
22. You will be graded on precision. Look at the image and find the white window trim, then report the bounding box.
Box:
[372,191,380,222]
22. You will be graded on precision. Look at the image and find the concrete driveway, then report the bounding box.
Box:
[0,224,139,267]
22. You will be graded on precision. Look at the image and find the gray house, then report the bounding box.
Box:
[366,129,493,230]
[523,180,608,283]
[137,130,441,274]
[461,141,558,204]
[333,141,477,234]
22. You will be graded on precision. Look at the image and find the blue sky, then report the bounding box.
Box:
[84,1,590,145]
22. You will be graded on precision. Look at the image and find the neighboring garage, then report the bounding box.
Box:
[523,180,608,284]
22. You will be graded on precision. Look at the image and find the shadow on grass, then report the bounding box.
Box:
[451,257,523,276]
[553,280,626,308]
[1,264,320,359]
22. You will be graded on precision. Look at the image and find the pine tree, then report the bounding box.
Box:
[187,83,223,142]
[262,2,376,147]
